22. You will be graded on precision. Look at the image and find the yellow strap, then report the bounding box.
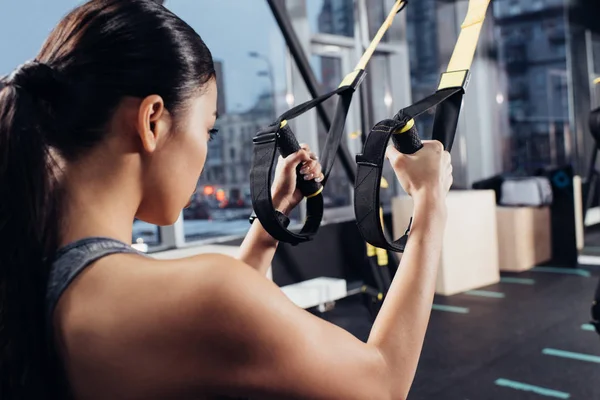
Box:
[376,246,388,266]
[594,77,600,85]
[339,0,405,88]
[438,0,491,90]
[367,243,376,257]
[375,207,390,266]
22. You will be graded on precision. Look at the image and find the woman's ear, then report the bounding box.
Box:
[137,95,170,153]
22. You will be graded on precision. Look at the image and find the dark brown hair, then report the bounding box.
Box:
[0,0,215,397]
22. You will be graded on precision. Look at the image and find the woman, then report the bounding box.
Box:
[0,0,452,399]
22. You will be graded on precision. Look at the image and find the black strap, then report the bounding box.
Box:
[354,87,463,252]
[592,279,600,335]
[250,74,362,245]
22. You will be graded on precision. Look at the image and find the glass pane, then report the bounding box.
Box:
[0,0,162,249]
[167,0,291,241]
[366,0,404,43]
[310,54,352,209]
[132,220,161,247]
[306,0,355,37]
[494,0,569,173]
[593,33,600,75]
[365,54,399,209]
[405,0,440,140]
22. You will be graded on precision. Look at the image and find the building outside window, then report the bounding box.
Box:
[167,0,291,243]
[493,0,569,173]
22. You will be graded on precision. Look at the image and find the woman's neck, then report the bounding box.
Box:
[57,153,143,248]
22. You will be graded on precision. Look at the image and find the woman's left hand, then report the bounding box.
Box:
[271,144,324,215]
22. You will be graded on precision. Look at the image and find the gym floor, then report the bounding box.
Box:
[322,259,600,399]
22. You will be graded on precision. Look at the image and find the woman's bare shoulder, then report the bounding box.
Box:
[59,251,254,332]
[56,251,389,399]
[54,252,257,395]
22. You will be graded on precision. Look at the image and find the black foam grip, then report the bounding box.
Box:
[392,123,423,155]
[277,124,322,197]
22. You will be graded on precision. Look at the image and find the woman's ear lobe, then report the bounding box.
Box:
[138,95,166,153]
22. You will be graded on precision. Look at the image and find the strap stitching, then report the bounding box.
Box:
[355,165,377,189]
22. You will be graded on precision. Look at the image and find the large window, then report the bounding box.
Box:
[493,0,570,174]
[167,0,291,243]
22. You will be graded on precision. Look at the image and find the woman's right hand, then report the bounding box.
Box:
[386,140,453,202]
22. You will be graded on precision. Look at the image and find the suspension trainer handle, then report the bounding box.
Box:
[391,119,423,155]
[250,0,407,245]
[354,0,490,252]
[277,121,323,199]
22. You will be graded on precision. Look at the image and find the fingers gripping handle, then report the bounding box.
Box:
[277,122,323,198]
[392,119,423,155]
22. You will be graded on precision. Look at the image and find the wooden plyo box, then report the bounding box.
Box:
[392,190,500,296]
[496,206,551,272]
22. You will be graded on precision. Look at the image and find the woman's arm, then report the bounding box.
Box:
[237,216,281,276]
[122,142,450,399]
[144,193,445,399]
[237,144,321,276]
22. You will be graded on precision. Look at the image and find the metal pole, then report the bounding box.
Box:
[266,0,399,270]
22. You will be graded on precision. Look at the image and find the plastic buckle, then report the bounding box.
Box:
[438,69,471,91]
[355,154,381,168]
[253,132,277,145]
[350,69,367,90]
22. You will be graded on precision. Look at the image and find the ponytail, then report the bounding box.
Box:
[0,62,63,398]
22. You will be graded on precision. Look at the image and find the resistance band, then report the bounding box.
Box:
[354,0,491,252]
[250,0,407,245]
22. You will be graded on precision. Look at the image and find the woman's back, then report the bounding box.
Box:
[49,237,228,399]
[49,237,386,399]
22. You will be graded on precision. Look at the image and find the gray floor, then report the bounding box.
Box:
[322,258,600,399]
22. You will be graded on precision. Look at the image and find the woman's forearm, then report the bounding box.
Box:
[367,193,447,399]
[238,219,278,277]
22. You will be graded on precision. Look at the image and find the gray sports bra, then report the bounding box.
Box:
[46,237,143,326]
